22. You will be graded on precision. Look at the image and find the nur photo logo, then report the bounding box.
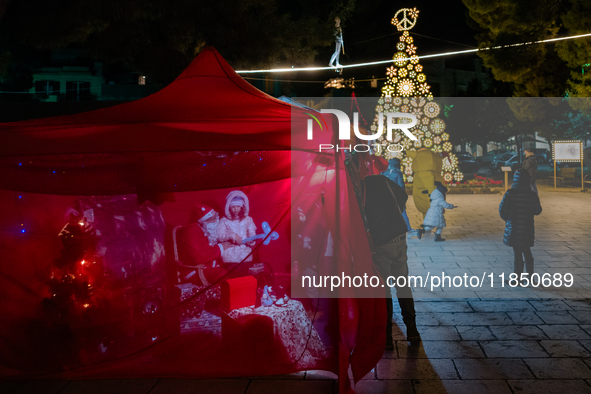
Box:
[306,109,418,153]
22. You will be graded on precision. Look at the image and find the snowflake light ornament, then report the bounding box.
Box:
[448,154,458,168]
[393,52,408,67]
[430,118,446,134]
[382,84,395,96]
[424,102,440,118]
[397,79,415,96]
[401,139,413,149]
[418,83,430,94]
[408,7,419,19]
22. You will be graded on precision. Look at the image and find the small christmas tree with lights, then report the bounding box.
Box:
[42,209,100,322]
[372,7,463,183]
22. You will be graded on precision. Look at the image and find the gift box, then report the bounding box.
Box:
[221,276,257,313]
[176,283,221,319]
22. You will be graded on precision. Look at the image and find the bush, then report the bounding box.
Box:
[448,175,503,188]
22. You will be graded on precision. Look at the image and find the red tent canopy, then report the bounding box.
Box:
[0,47,324,195]
[0,47,384,392]
[1,47,303,155]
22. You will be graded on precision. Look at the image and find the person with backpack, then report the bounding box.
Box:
[499,169,543,280]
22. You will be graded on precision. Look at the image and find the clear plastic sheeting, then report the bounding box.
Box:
[0,48,385,391]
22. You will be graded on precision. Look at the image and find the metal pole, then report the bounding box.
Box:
[582,158,585,191]
[505,171,509,192]
[554,160,557,189]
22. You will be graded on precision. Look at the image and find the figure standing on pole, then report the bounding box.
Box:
[329,17,344,69]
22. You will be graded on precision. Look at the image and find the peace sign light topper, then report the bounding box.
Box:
[391,7,419,31]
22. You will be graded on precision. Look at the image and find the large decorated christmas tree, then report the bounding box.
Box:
[372,8,463,183]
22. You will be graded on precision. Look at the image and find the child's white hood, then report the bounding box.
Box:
[430,188,445,204]
[224,190,250,220]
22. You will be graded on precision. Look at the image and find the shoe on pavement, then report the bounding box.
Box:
[385,329,394,351]
[406,324,421,343]
[385,340,394,351]
[417,229,426,240]
[434,234,446,242]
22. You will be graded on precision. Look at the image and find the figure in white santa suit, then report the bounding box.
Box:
[217,190,257,265]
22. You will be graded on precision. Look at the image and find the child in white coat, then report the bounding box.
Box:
[418,183,457,242]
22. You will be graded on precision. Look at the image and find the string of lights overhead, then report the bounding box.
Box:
[2,32,590,93]
[235,32,591,74]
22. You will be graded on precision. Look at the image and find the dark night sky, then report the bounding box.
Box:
[0,0,480,99]
[287,1,479,96]
[342,0,476,60]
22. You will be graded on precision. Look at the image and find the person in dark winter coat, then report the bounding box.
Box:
[382,158,415,235]
[499,169,542,277]
[521,149,538,194]
[363,174,421,349]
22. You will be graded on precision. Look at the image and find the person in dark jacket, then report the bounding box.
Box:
[521,149,538,194]
[499,169,542,278]
[363,175,420,349]
[382,158,415,236]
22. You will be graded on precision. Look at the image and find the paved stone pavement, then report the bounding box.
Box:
[2,183,591,393]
